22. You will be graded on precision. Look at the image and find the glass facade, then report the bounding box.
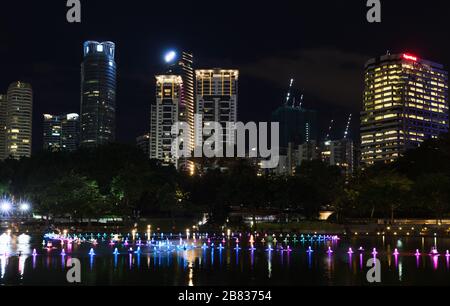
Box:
[80,41,117,147]
[43,113,80,152]
[361,53,449,166]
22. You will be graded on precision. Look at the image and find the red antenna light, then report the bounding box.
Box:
[403,54,418,61]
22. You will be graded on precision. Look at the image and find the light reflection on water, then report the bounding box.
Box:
[1,234,450,285]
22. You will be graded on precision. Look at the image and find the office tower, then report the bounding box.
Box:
[43,113,80,152]
[0,94,6,160]
[80,41,117,147]
[166,52,195,152]
[164,51,195,173]
[298,140,320,165]
[271,105,318,149]
[321,139,354,176]
[361,53,448,166]
[150,75,182,166]
[136,133,150,158]
[6,81,33,159]
[195,69,239,148]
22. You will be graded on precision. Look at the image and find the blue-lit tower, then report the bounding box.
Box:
[80,41,117,146]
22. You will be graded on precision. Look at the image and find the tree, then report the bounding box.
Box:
[359,171,413,223]
[415,173,450,225]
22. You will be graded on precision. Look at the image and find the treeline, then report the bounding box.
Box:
[1,134,450,224]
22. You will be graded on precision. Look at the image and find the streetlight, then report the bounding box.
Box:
[19,202,31,212]
[0,200,12,214]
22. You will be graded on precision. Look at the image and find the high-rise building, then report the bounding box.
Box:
[321,139,354,176]
[298,140,320,165]
[80,41,117,147]
[195,69,239,148]
[43,113,80,152]
[361,53,449,166]
[271,105,318,149]
[150,75,182,166]
[136,133,150,158]
[0,94,7,160]
[6,81,33,159]
[165,51,195,173]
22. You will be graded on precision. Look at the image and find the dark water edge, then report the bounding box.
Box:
[1,234,450,286]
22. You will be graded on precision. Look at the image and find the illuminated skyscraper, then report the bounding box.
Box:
[6,81,33,159]
[321,139,354,176]
[43,113,80,152]
[150,75,182,166]
[361,53,449,166]
[195,69,239,148]
[80,41,117,147]
[0,94,6,160]
[165,51,195,172]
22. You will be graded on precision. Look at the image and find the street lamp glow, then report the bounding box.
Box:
[19,202,31,212]
[164,50,177,63]
[0,200,12,213]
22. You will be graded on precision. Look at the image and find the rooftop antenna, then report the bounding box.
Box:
[344,114,353,139]
[325,119,334,141]
[285,78,294,106]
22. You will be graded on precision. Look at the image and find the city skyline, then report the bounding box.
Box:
[2,1,449,153]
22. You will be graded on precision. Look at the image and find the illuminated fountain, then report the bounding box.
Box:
[429,247,440,257]
[372,248,378,257]
[0,233,11,245]
[327,247,333,255]
[89,248,96,256]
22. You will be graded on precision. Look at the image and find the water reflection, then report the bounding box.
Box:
[2,233,450,285]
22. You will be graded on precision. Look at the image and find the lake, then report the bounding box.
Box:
[1,232,450,286]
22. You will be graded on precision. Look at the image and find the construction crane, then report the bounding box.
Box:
[325,119,334,141]
[297,94,304,109]
[285,78,294,105]
[344,114,353,139]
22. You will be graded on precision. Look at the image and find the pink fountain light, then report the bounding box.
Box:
[348,248,354,255]
[415,249,421,256]
[372,248,378,256]
[430,247,440,257]
[393,249,400,256]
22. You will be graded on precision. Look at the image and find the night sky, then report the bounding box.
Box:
[1,0,449,152]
